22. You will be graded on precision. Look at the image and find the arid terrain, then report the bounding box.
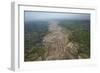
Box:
[42,21,79,60]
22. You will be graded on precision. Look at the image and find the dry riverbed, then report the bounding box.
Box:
[42,21,79,60]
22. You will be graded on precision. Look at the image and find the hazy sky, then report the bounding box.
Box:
[24,11,90,22]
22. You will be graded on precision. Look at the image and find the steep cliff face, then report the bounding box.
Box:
[42,21,79,60]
